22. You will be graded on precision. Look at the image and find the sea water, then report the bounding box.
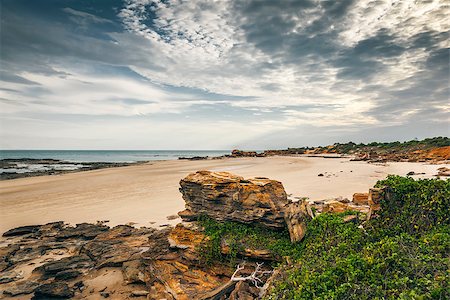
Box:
[0,150,230,162]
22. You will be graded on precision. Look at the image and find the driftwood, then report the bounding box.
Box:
[200,263,273,299]
[231,262,273,288]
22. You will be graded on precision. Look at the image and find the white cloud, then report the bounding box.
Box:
[339,0,450,47]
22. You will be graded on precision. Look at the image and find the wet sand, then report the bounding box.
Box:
[0,156,447,233]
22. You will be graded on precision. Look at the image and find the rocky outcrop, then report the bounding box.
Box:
[179,171,289,230]
[283,201,309,242]
[231,150,261,157]
[0,222,157,299]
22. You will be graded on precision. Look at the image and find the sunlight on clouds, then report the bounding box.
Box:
[339,0,450,47]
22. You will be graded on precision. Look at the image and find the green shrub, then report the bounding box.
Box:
[266,176,449,299]
[372,175,450,235]
[196,215,302,266]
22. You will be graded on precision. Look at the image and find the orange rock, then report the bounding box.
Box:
[322,201,352,213]
[352,193,369,205]
[179,171,288,229]
[425,146,450,160]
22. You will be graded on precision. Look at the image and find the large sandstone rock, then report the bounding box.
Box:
[179,171,289,229]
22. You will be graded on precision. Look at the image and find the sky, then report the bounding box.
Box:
[0,0,449,150]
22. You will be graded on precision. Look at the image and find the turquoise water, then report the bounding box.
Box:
[0,150,230,162]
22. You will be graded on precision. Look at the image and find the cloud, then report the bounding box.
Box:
[0,0,448,149]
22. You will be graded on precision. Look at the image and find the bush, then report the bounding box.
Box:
[265,176,449,299]
[372,175,450,235]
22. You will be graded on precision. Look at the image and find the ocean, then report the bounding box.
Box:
[0,150,231,163]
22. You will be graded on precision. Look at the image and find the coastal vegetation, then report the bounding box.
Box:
[330,136,450,154]
[198,176,450,299]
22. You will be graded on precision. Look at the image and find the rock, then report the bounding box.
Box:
[338,197,351,203]
[32,282,74,299]
[2,281,39,296]
[229,281,259,300]
[55,223,109,240]
[0,270,23,283]
[2,225,42,237]
[142,228,173,260]
[179,156,208,160]
[436,167,450,177]
[352,193,369,205]
[368,188,383,210]
[131,290,149,297]
[166,214,179,220]
[167,223,205,251]
[178,209,197,221]
[318,173,324,177]
[35,255,93,275]
[283,201,309,242]
[367,188,385,219]
[231,149,259,157]
[322,201,352,213]
[54,270,82,280]
[100,292,110,298]
[73,281,84,292]
[80,240,139,268]
[122,260,145,284]
[179,171,288,229]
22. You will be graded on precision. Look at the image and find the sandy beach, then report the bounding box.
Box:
[0,156,447,234]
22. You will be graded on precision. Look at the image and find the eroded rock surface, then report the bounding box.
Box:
[0,220,271,300]
[283,201,309,243]
[179,171,289,229]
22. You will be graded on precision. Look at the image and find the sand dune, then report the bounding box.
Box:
[0,156,446,234]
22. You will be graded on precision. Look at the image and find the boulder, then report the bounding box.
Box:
[322,201,352,213]
[32,282,74,299]
[179,171,288,229]
[283,201,309,243]
[352,193,369,205]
